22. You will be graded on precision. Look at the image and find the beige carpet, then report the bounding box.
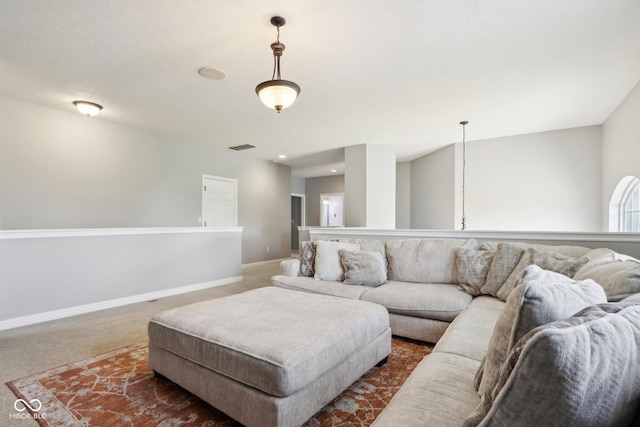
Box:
[8,338,431,427]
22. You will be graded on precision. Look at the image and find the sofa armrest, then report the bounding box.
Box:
[280,259,301,277]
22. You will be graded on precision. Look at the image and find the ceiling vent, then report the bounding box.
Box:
[228,144,256,151]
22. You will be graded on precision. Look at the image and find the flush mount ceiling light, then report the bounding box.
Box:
[73,101,102,116]
[255,16,300,113]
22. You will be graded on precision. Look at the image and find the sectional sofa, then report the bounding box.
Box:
[271,237,640,426]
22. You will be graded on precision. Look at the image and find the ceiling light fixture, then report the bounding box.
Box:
[73,101,102,116]
[278,154,287,159]
[460,120,469,230]
[255,16,300,113]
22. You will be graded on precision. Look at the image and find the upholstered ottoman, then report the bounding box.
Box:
[148,286,391,427]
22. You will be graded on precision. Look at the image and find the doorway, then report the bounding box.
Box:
[320,193,344,227]
[291,193,305,252]
[202,175,237,227]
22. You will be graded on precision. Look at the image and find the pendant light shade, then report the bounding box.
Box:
[255,17,300,112]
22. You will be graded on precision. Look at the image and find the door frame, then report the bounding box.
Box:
[291,193,306,227]
[202,175,238,227]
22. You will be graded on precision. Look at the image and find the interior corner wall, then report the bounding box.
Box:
[291,175,306,195]
[396,162,411,229]
[0,95,291,264]
[410,145,457,229]
[304,175,345,226]
[602,80,640,230]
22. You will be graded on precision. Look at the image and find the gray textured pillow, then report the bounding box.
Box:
[497,248,590,301]
[481,243,525,297]
[340,238,388,274]
[386,239,478,284]
[477,265,607,397]
[314,241,359,281]
[465,303,640,427]
[479,241,590,258]
[298,241,316,277]
[455,248,496,296]
[339,249,387,287]
[574,248,640,301]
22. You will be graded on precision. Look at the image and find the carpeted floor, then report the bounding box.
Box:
[7,338,431,426]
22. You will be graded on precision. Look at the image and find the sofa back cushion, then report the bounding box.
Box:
[386,239,478,284]
[479,241,591,258]
[574,248,640,301]
[465,303,640,427]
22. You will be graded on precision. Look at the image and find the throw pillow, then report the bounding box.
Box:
[481,243,525,297]
[455,248,496,296]
[340,238,388,274]
[386,239,478,284]
[298,241,316,277]
[479,241,590,258]
[496,248,590,301]
[477,265,606,397]
[465,303,640,427]
[622,293,640,303]
[314,240,359,281]
[574,248,640,301]
[339,249,387,287]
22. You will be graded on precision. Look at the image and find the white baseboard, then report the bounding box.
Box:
[241,258,287,269]
[0,276,243,332]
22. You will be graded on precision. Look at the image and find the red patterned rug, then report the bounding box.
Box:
[7,338,431,426]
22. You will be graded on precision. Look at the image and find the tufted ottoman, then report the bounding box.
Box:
[148,286,391,427]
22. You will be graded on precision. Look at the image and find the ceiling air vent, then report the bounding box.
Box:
[228,144,256,151]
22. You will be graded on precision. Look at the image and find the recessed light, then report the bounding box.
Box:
[331,169,337,173]
[278,154,286,159]
[73,101,102,116]
[198,67,226,80]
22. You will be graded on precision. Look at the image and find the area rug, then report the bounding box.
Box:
[7,338,431,427]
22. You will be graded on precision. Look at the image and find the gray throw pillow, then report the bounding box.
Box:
[314,240,360,281]
[497,248,590,301]
[465,303,640,427]
[481,243,525,297]
[477,265,606,397]
[339,249,387,287]
[574,248,640,301]
[298,241,316,277]
[455,248,496,296]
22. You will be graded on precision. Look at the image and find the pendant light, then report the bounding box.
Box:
[73,101,102,116]
[255,16,300,113]
[460,120,469,230]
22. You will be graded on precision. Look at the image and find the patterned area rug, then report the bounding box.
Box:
[7,338,431,426]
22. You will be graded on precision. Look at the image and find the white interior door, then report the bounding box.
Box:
[202,175,237,227]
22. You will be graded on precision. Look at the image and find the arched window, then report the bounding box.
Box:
[609,176,640,232]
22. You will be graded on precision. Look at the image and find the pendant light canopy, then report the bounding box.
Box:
[255,16,300,113]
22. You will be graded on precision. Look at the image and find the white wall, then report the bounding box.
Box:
[602,80,640,229]
[410,145,457,229]
[0,96,291,263]
[396,162,411,229]
[410,126,603,232]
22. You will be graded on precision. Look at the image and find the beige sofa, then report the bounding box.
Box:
[271,238,640,427]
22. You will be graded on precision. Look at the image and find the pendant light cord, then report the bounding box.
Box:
[461,121,468,231]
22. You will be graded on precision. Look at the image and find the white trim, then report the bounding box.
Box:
[0,227,243,240]
[241,258,288,269]
[202,174,238,227]
[0,276,243,331]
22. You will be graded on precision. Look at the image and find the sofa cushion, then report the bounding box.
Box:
[371,352,481,427]
[360,281,473,322]
[271,275,369,299]
[339,249,387,287]
[455,248,496,296]
[478,266,606,397]
[386,239,478,284]
[314,240,359,281]
[574,248,640,301]
[465,303,640,427]
[481,243,525,297]
[497,248,590,300]
[479,241,591,258]
[433,296,504,362]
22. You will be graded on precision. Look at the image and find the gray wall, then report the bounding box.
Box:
[0,96,291,263]
[291,175,306,195]
[409,126,603,232]
[396,161,411,229]
[602,80,640,229]
[305,175,345,226]
[410,144,457,229]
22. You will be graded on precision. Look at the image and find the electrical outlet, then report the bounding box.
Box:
[197,216,202,224]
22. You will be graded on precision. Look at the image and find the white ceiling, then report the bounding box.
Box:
[1,1,639,177]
